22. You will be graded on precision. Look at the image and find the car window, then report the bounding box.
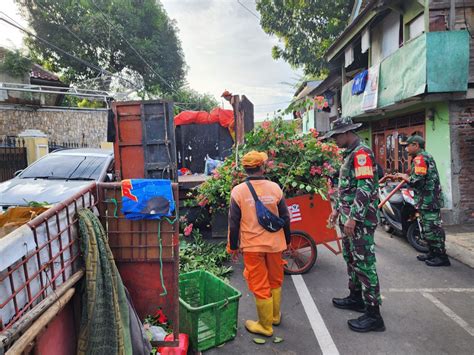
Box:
[20,155,107,180]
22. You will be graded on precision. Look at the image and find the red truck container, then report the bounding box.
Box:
[0,182,180,352]
[113,100,177,181]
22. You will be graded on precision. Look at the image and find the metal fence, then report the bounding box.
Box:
[0,136,27,182]
[48,141,88,153]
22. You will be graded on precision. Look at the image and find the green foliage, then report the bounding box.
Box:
[195,116,342,212]
[0,50,32,78]
[256,0,353,75]
[179,229,233,281]
[167,87,220,114]
[77,98,105,108]
[15,0,186,93]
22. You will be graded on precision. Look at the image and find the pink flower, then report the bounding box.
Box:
[309,128,319,138]
[213,170,221,179]
[266,160,275,169]
[262,121,271,129]
[184,223,193,237]
[198,198,208,207]
[310,166,322,176]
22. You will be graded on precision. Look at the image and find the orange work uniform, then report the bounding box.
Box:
[228,177,291,299]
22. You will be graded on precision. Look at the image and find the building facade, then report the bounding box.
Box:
[323,0,474,224]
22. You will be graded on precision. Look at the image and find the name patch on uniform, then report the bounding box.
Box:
[413,155,427,175]
[354,149,374,179]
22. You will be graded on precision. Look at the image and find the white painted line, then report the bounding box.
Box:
[292,274,340,355]
[389,288,474,293]
[423,293,474,337]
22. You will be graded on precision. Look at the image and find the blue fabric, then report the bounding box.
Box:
[352,70,368,95]
[121,179,175,220]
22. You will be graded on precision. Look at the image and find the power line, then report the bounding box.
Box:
[34,0,105,50]
[0,11,143,93]
[0,14,106,75]
[236,0,260,20]
[90,0,177,94]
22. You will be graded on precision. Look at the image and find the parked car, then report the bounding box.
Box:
[0,148,114,211]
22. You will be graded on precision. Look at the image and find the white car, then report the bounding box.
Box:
[0,148,114,211]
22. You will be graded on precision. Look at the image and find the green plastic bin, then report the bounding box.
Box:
[179,270,242,351]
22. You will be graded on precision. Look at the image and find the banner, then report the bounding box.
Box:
[362,64,380,111]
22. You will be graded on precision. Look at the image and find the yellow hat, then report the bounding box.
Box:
[242,151,268,168]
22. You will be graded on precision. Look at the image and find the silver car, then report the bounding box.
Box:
[0,148,114,210]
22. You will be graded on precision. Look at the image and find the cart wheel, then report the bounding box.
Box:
[283,230,317,275]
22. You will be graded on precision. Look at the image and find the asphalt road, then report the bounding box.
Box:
[205,229,474,355]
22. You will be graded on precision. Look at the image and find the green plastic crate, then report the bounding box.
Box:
[179,270,242,351]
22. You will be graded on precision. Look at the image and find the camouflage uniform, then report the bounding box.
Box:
[336,139,381,307]
[408,150,446,255]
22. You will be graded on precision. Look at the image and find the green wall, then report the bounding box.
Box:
[302,109,315,133]
[357,127,372,147]
[425,102,452,208]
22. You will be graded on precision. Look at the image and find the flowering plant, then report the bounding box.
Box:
[314,95,329,110]
[195,117,341,212]
[144,307,171,334]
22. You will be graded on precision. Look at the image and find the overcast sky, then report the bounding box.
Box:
[0,0,301,120]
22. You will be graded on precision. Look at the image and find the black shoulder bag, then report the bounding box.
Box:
[245,181,285,233]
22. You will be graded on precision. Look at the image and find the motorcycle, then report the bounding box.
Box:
[378,176,429,253]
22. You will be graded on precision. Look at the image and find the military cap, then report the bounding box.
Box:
[400,135,425,145]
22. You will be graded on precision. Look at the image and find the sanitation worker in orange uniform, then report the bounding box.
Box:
[227,151,291,337]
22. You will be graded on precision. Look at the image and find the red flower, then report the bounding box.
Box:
[154,308,168,324]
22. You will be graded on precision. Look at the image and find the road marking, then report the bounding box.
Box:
[292,275,340,355]
[388,288,474,293]
[423,293,474,337]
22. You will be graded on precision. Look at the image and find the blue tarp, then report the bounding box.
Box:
[121,179,175,220]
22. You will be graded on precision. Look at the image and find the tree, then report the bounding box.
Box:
[256,0,354,76]
[15,0,186,94]
[168,87,220,114]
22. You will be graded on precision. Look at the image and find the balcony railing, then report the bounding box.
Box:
[342,30,470,117]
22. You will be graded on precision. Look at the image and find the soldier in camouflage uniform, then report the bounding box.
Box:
[398,135,450,267]
[322,117,385,333]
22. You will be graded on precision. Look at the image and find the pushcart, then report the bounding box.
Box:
[283,194,342,274]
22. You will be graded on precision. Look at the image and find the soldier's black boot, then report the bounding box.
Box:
[417,250,435,261]
[332,290,366,313]
[348,305,386,333]
[425,253,451,267]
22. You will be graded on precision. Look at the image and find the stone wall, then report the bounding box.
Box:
[449,99,474,225]
[0,105,108,147]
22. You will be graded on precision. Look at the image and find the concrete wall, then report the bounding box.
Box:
[0,105,107,147]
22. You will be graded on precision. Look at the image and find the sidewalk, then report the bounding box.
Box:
[445,224,474,268]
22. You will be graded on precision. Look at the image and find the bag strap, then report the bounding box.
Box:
[245,181,260,202]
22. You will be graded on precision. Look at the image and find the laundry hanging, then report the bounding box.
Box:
[352,70,369,95]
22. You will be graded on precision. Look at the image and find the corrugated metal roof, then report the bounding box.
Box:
[294,80,323,101]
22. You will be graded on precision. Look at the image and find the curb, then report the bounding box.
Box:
[446,234,474,269]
